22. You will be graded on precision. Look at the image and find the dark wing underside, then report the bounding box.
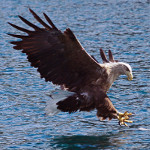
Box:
[8,9,104,92]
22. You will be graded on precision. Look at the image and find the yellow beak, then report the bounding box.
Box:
[127,72,133,81]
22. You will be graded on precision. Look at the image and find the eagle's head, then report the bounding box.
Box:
[119,62,133,81]
[99,49,133,85]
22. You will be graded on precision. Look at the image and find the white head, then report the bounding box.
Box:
[100,49,133,81]
[105,62,133,81]
[118,62,133,80]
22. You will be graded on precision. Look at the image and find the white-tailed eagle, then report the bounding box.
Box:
[8,9,133,126]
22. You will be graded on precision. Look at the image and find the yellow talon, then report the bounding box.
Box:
[124,120,133,123]
[117,111,133,127]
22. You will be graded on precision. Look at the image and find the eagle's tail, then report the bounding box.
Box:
[56,94,81,113]
[45,90,80,116]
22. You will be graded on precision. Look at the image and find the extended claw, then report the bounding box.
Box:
[117,111,133,127]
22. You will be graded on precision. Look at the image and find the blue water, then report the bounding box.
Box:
[1,0,150,149]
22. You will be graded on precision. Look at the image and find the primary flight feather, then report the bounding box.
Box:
[8,8,133,126]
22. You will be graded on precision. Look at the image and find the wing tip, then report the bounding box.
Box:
[43,12,58,30]
[100,48,109,63]
[29,8,33,13]
[108,49,115,62]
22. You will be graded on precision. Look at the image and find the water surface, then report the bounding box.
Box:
[0,0,150,149]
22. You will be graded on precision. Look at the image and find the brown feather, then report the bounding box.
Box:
[100,48,109,63]
[8,22,32,34]
[57,94,81,113]
[18,15,42,31]
[43,13,58,30]
[29,8,51,30]
[7,33,27,39]
[108,50,115,62]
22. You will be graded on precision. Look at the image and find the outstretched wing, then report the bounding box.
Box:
[8,9,104,92]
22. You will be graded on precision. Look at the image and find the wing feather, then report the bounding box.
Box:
[8,9,104,92]
[8,22,32,34]
[29,8,51,30]
[18,15,42,31]
[43,13,58,29]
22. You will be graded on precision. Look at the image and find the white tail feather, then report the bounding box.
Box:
[45,89,75,116]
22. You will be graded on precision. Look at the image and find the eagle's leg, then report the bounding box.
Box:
[117,111,133,126]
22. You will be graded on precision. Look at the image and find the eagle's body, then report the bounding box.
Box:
[8,9,133,126]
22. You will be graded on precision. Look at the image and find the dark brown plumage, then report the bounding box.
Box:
[8,9,133,124]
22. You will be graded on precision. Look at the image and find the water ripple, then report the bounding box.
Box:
[1,0,150,149]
